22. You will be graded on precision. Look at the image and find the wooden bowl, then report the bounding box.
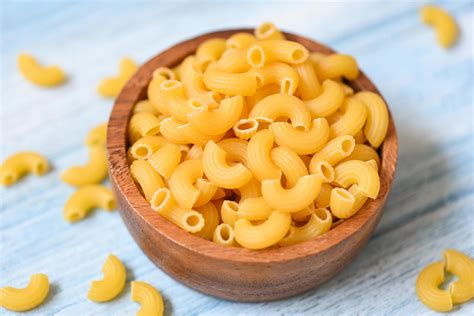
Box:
[107,29,398,302]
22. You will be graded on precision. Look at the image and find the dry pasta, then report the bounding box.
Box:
[0,151,49,187]
[0,274,49,312]
[125,23,390,250]
[17,53,65,87]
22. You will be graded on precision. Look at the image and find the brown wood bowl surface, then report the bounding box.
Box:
[107,29,398,302]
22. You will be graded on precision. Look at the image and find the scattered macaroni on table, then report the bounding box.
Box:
[125,22,390,250]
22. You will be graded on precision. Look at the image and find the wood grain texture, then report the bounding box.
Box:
[107,29,398,301]
[0,0,472,314]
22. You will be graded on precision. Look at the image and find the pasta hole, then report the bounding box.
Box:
[135,147,149,158]
[237,120,257,131]
[254,74,264,87]
[294,126,306,132]
[292,49,306,62]
[161,80,180,90]
[220,226,231,241]
[210,92,222,104]
[318,162,334,182]
[151,189,169,209]
[314,208,329,221]
[186,214,201,227]
[341,138,355,154]
[439,272,458,290]
[258,23,273,35]
[145,126,161,137]
[153,67,174,80]
[249,48,264,67]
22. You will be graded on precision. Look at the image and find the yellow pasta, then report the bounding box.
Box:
[216,48,251,73]
[247,40,308,68]
[153,67,175,80]
[147,74,170,115]
[0,151,49,186]
[291,203,315,222]
[61,146,108,187]
[131,281,164,316]
[333,160,380,199]
[0,273,49,312]
[443,249,474,304]
[187,95,243,135]
[97,57,137,97]
[279,208,332,246]
[237,177,262,200]
[159,80,194,121]
[193,202,220,240]
[354,91,389,148]
[416,261,453,312]
[220,200,240,227]
[147,144,182,178]
[63,184,116,222]
[168,159,203,209]
[213,223,236,247]
[293,59,321,100]
[354,129,367,144]
[340,144,381,169]
[194,178,218,207]
[150,188,205,233]
[234,211,291,249]
[247,130,281,181]
[130,159,165,201]
[330,188,356,219]
[252,62,300,95]
[249,94,312,131]
[270,146,308,188]
[261,174,322,212]
[196,38,227,66]
[309,135,355,171]
[130,135,168,160]
[310,160,334,183]
[233,118,259,140]
[269,118,329,155]
[203,67,257,96]
[186,144,204,160]
[159,117,188,145]
[329,97,367,138]
[316,183,333,208]
[128,112,162,144]
[177,122,225,147]
[255,22,285,41]
[133,99,160,116]
[246,84,280,109]
[88,254,126,302]
[202,141,252,189]
[227,32,257,49]
[17,53,65,87]
[348,185,369,215]
[238,197,273,221]
[314,54,359,81]
[180,57,221,107]
[86,123,107,147]
[304,80,345,118]
[420,5,458,48]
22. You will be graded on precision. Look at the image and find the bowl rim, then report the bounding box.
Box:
[107,28,398,264]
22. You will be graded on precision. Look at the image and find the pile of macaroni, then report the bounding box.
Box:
[127,23,389,250]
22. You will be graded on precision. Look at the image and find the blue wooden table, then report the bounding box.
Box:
[1,0,473,315]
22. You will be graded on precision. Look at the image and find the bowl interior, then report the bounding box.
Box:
[107,29,398,263]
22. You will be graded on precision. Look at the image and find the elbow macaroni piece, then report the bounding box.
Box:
[309,135,355,171]
[61,146,108,187]
[159,80,194,121]
[293,59,321,100]
[233,118,259,140]
[0,151,49,187]
[354,91,389,148]
[330,188,356,219]
[416,261,453,312]
[249,94,312,131]
[193,202,220,240]
[234,211,291,249]
[420,5,458,48]
[88,254,126,302]
[330,97,367,138]
[86,123,107,147]
[17,53,66,87]
[63,184,116,222]
[131,281,164,316]
[97,57,137,97]
[203,141,252,189]
[334,160,380,199]
[238,197,273,221]
[148,144,182,178]
[270,118,329,155]
[203,67,257,96]
[168,159,203,209]
[196,38,227,65]
[180,57,220,107]
[262,174,322,212]
[314,54,359,81]
[131,160,165,201]
[247,40,308,68]
[128,112,162,144]
[227,32,257,49]
[247,130,281,181]
[255,22,285,41]
[220,200,240,227]
[0,273,49,312]
[252,62,300,95]
[270,146,308,188]
[130,135,168,160]
[279,208,332,246]
[316,183,333,208]
[340,144,381,168]
[304,80,345,118]
[213,223,236,247]
[216,49,251,73]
